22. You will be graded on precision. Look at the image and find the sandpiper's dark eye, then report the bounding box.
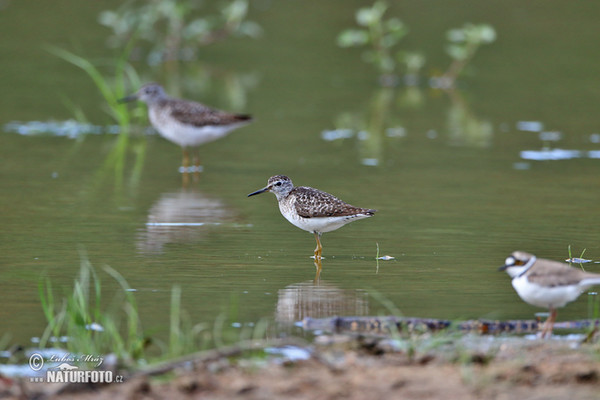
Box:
[275,182,282,186]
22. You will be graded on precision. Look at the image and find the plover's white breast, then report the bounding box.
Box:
[511,275,584,309]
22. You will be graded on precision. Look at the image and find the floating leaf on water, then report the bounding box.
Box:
[361,158,379,166]
[178,165,204,173]
[85,322,105,332]
[385,127,406,138]
[520,149,582,161]
[4,120,121,138]
[357,130,370,140]
[516,121,543,132]
[539,131,562,141]
[588,150,600,159]
[321,129,354,141]
[565,258,592,264]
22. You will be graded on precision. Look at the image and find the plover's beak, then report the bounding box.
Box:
[247,186,270,197]
[117,93,138,104]
[498,264,509,271]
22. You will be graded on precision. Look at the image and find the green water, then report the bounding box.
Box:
[1,1,600,345]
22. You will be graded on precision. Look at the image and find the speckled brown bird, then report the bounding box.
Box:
[247,175,376,259]
[120,83,252,171]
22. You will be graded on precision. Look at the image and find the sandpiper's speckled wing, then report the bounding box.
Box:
[291,187,376,218]
[167,99,252,127]
[526,261,599,287]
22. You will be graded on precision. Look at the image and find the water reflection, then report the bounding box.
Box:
[520,149,586,161]
[136,188,238,255]
[445,88,493,147]
[324,84,494,166]
[325,87,404,167]
[3,120,121,138]
[275,275,370,327]
[514,120,600,161]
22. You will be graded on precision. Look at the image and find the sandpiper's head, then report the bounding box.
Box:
[119,83,167,105]
[247,175,294,200]
[499,251,537,278]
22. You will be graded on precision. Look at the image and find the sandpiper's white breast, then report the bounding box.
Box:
[149,106,243,148]
[278,197,372,234]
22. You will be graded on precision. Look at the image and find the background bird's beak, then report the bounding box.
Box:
[117,94,138,104]
[498,264,509,271]
[247,186,270,197]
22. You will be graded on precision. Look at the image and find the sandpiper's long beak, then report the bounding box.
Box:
[247,186,270,197]
[117,94,138,104]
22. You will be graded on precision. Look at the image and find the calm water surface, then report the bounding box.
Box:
[1,1,599,345]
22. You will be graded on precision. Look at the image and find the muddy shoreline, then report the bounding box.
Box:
[3,332,599,400]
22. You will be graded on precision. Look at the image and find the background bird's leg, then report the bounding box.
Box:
[182,148,190,170]
[313,232,322,259]
[192,148,201,182]
[181,148,190,186]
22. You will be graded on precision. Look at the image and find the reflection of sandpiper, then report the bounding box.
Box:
[137,189,237,255]
[276,279,369,327]
[248,175,376,259]
[119,83,252,178]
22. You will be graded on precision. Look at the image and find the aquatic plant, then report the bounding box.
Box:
[337,1,496,88]
[46,41,140,130]
[37,251,269,366]
[567,245,590,270]
[38,251,147,363]
[98,0,262,67]
[443,23,496,84]
[337,1,409,86]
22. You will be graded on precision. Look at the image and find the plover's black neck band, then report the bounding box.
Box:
[517,256,537,277]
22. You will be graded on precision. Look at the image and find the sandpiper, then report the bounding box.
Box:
[499,251,600,337]
[119,83,252,172]
[247,175,376,259]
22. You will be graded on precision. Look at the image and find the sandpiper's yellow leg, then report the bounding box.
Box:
[313,258,322,282]
[313,232,322,260]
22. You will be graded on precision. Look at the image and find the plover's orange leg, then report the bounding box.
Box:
[541,308,557,338]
